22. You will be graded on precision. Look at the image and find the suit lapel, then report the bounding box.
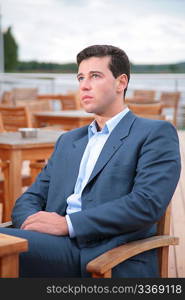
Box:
[87,111,136,184]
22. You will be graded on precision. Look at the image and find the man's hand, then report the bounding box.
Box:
[20,211,69,236]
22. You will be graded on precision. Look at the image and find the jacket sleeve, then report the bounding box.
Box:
[69,121,181,244]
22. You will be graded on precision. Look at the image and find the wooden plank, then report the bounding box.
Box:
[170,130,185,277]
[0,203,2,223]
[0,254,19,278]
[0,233,28,257]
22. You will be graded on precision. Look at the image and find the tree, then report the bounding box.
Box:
[3,26,18,71]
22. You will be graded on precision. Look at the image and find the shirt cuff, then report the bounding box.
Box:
[66,215,76,238]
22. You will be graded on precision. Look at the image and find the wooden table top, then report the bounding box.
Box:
[0,130,63,148]
[34,110,94,118]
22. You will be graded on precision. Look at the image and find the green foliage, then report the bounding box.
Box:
[16,61,185,73]
[16,60,185,74]
[17,61,78,73]
[3,26,18,72]
[131,62,185,73]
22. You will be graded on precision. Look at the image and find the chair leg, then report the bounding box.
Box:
[0,254,19,278]
[0,162,10,222]
[0,203,2,223]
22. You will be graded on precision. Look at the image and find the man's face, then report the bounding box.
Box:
[77,56,119,116]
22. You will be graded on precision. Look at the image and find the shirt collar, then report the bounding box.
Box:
[88,107,129,139]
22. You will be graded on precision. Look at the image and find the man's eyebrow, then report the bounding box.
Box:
[77,72,83,78]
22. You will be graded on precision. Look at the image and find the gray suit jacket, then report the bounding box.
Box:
[12,111,181,277]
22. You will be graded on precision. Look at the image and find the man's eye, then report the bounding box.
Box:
[92,74,100,78]
[78,76,84,82]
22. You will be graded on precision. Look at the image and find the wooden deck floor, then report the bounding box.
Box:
[169,130,185,277]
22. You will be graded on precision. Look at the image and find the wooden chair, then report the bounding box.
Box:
[16,100,52,128]
[87,204,179,278]
[29,161,46,183]
[37,94,62,100]
[0,161,10,223]
[12,88,38,102]
[0,158,179,278]
[135,114,166,120]
[0,204,2,223]
[160,92,180,126]
[0,121,9,222]
[125,97,158,104]
[0,160,44,277]
[0,113,5,132]
[0,201,178,278]
[0,159,32,222]
[0,159,44,222]
[126,89,156,104]
[59,92,80,110]
[133,89,156,101]
[37,92,81,111]
[0,106,33,131]
[1,88,38,106]
[0,115,32,220]
[127,102,164,120]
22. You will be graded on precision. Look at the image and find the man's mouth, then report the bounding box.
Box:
[82,95,93,100]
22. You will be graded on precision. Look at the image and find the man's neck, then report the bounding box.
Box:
[95,104,127,130]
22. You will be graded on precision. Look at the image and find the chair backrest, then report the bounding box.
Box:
[1,88,38,106]
[128,102,163,116]
[60,92,80,110]
[125,97,158,104]
[133,89,156,101]
[16,100,52,110]
[0,106,33,131]
[16,100,52,127]
[0,161,10,223]
[160,92,180,126]
[136,114,166,120]
[0,203,2,223]
[0,113,5,132]
[160,92,180,108]
[11,88,38,103]
[1,91,14,106]
[29,161,46,183]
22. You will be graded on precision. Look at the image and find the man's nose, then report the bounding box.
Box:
[80,78,91,90]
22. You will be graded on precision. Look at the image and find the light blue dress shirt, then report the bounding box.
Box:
[66,107,129,237]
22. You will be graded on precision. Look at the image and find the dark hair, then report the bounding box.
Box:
[77,45,130,97]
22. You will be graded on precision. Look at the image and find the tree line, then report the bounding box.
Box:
[3,27,185,74]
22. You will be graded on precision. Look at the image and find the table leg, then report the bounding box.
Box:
[7,150,22,220]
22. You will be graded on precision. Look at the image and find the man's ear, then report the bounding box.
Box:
[116,74,128,93]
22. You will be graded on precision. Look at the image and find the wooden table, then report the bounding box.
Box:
[34,110,94,129]
[0,130,63,221]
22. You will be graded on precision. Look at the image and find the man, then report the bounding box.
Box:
[0,45,181,277]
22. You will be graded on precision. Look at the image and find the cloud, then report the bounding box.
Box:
[1,0,185,64]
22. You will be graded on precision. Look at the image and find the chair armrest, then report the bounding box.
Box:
[86,235,179,277]
[0,221,13,228]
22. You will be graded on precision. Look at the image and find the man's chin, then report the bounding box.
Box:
[82,106,95,114]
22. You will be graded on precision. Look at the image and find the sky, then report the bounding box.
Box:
[0,0,185,65]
